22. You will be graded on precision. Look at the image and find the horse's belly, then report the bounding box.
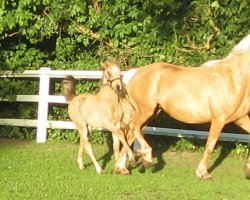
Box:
[160,96,212,124]
[164,105,212,124]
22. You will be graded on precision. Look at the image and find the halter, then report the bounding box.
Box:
[101,76,122,91]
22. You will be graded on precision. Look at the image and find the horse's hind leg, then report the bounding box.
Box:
[77,124,104,174]
[244,157,250,179]
[234,115,250,179]
[196,119,225,179]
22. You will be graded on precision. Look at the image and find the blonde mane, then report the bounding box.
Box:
[230,34,250,55]
[201,59,221,67]
[203,34,250,65]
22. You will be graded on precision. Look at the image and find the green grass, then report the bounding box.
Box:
[0,138,249,200]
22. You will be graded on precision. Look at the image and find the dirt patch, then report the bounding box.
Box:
[0,138,30,146]
[163,150,202,158]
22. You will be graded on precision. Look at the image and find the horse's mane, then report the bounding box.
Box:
[201,59,221,67]
[230,34,250,55]
[202,35,250,67]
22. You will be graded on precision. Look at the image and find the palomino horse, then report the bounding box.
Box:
[62,61,135,174]
[119,34,250,179]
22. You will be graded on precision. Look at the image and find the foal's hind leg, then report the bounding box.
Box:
[114,129,137,166]
[77,124,104,174]
[234,115,250,179]
[196,119,225,179]
[112,134,120,161]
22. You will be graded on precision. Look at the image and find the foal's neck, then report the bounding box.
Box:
[98,85,120,102]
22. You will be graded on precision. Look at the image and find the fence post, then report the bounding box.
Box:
[36,67,50,143]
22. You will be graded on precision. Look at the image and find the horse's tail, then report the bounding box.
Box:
[62,76,76,103]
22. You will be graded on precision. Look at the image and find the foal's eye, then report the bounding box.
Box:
[107,71,112,77]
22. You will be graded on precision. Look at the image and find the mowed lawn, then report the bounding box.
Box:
[0,138,249,200]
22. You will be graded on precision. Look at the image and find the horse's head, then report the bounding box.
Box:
[101,61,123,92]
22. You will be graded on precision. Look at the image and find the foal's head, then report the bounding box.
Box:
[101,61,123,92]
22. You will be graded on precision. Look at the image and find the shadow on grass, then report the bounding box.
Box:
[208,143,232,174]
[80,134,114,171]
[145,135,173,174]
[146,136,233,175]
[98,135,114,170]
[84,134,234,175]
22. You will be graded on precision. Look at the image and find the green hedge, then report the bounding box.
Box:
[1,0,249,71]
[0,0,249,140]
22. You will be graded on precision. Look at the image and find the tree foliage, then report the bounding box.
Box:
[0,0,249,140]
[0,0,249,71]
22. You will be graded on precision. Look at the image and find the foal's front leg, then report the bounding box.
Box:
[107,122,136,167]
[115,129,136,166]
[77,124,104,174]
[113,129,136,175]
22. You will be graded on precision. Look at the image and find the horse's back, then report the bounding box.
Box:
[127,60,250,124]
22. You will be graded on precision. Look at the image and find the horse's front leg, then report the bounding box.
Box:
[132,127,153,168]
[196,119,225,179]
[127,109,154,168]
[234,115,250,179]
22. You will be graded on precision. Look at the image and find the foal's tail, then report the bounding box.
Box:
[61,76,76,103]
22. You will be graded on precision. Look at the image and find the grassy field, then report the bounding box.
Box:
[0,137,249,200]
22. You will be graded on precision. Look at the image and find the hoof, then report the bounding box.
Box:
[244,163,250,179]
[121,169,131,175]
[96,166,105,174]
[113,167,120,174]
[129,159,137,168]
[113,166,131,175]
[201,172,212,180]
[142,158,153,169]
[97,169,105,174]
[78,164,85,170]
[196,169,212,180]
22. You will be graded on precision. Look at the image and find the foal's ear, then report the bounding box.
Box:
[100,61,107,70]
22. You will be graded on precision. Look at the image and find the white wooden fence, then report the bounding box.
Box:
[0,67,249,144]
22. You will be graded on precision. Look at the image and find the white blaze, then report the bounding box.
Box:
[112,66,120,75]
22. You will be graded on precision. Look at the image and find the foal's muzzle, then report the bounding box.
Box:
[113,82,123,92]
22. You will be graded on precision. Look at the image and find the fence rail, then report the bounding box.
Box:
[0,67,250,144]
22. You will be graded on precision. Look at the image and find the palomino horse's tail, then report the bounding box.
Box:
[62,76,76,103]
